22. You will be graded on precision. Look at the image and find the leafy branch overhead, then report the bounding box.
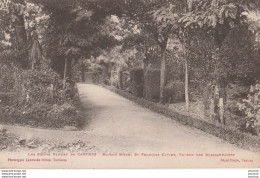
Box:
[180,0,259,29]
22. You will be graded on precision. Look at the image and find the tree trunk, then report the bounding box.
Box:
[14,13,27,50]
[212,84,220,122]
[63,57,68,89]
[143,52,149,99]
[30,36,42,70]
[118,69,123,90]
[159,45,167,103]
[203,83,211,110]
[67,58,73,80]
[184,57,189,111]
[81,67,85,82]
[210,81,227,124]
[13,10,28,68]
[219,83,227,124]
[182,42,189,111]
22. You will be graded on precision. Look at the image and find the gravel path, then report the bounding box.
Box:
[75,84,257,153]
[0,84,259,168]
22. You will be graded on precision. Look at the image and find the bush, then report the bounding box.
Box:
[164,80,185,103]
[237,84,260,135]
[0,64,15,92]
[104,79,111,86]
[13,67,63,104]
[0,94,15,106]
[0,64,84,129]
[0,101,83,128]
[92,73,100,84]
[144,69,160,102]
[121,72,129,90]
[110,71,119,88]
[129,68,144,97]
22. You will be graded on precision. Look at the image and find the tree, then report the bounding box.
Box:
[0,0,48,68]
[122,0,184,103]
[150,1,193,108]
[179,0,259,123]
[38,0,120,81]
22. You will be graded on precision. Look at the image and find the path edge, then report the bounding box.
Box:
[101,84,260,153]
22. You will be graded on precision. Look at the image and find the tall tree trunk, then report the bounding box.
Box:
[81,67,85,82]
[67,58,73,80]
[14,13,27,50]
[13,9,28,68]
[184,57,189,111]
[30,34,42,70]
[219,82,227,124]
[159,45,167,103]
[143,61,148,99]
[210,80,227,124]
[118,69,123,90]
[203,83,211,110]
[143,47,149,99]
[211,83,220,122]
[63,57,68,89]
[182,43,189,111]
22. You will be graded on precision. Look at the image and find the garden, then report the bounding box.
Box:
[0,0,259,140]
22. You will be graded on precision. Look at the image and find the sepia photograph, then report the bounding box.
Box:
[0,0,259,169]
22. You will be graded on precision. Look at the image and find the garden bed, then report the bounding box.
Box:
[0,87,85,130]
[102,84,260,153]
[0,66,85,130]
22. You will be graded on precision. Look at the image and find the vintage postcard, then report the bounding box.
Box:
[0,0,259,169]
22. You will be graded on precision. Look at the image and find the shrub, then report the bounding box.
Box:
[0,94,15,106]
[92,73,100,84]
[0,64,84,129]
[164,80,185,103]
[0,101,83,128]
[237,84,260,135]
[109,71,121,88]
[122,72,130,90]
[129,68,144,97]
[144,69,160,102]
[13,67,63,104]
[0,64,15,92]
[104,79,111,86]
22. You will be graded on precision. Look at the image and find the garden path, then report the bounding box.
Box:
[0,84,259,168]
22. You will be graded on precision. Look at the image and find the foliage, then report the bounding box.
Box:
[0,0,259,136]
[110,71,119,88]
[180,0,258,29]
[40,0,120,77]
[165,80,185,103]
[218,26,256,84]
[13,67,62,104]
[0,64,15,92]
[0,62,83,128]
[144,69,161,102]
[0,101,83,128]
[129,68,144,97]
[237,84,260,135]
